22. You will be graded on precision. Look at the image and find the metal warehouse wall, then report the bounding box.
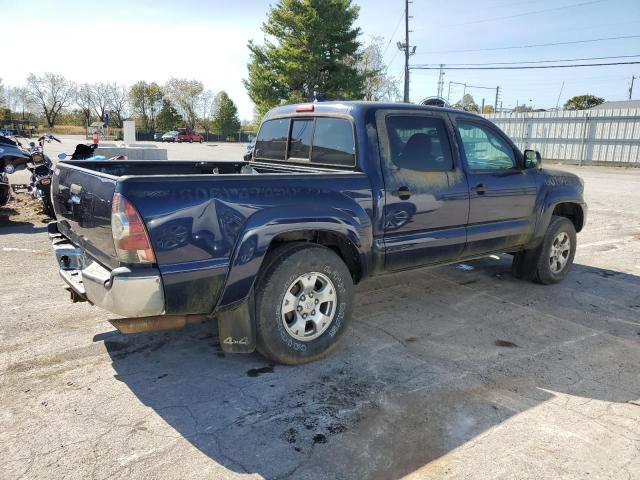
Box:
[484,109,640,166]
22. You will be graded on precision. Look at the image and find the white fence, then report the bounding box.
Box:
[484,108,640,166]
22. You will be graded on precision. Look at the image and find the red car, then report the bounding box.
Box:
[176,130,204,143]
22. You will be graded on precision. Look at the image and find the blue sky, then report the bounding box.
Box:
[1,0,639,118]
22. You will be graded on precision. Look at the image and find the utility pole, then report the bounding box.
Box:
[437,64,445,98]
[494,86,500,111]
[397,0,415,103]
[555,80,565,110]
[404,0,410,102]
[629,75,636,100]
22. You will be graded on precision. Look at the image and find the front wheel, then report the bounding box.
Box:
[41,190,56,219]
[512,215,576,284]
[255,244,354,365]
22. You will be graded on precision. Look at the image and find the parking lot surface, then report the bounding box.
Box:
[1,146,639,479]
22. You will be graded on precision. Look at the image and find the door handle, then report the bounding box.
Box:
[391,186,413,200]
[472,184,487,195]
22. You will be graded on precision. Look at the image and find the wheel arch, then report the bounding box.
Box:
[214,205,372,312]
[551,202,585,232]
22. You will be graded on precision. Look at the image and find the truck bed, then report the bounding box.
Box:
[52,159,372,315]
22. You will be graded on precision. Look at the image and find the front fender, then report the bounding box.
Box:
[529,176,586,248]
[214,203,372,310]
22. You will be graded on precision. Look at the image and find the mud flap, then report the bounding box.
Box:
[217,293,256,353]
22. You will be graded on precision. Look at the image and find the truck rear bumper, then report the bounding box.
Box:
[50,226,165,318]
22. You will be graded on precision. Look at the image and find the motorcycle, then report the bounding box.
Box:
[0,132,59,218]
[57,142,126,161]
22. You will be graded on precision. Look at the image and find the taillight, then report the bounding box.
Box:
[111,193,156,264]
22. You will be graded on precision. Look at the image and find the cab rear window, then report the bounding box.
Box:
[254,116,355,167]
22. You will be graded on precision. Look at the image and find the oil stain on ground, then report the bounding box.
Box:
[494,340,519,348]
[247,364,275,377]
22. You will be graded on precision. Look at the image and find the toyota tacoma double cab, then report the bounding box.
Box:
[48,101,586,364]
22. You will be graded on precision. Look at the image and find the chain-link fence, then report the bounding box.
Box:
[133,129,256,142]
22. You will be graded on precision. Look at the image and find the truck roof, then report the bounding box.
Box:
[264,101,478,119]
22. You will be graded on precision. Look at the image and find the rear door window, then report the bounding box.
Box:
[254,118,289,161]
[385,115,454,171]
[310,118,355,167]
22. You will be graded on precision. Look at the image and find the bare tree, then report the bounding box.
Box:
[164,78,204,129]
[90,82,111,122]
[106,83,129,128]
[76,83,93,126]
[26,73,75,127]
[0,78,5,109]
[357,37,400,102]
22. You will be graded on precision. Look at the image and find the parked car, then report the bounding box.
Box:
[161,131,178,142]
[153,133,163,141]
[176,130,203,143]
[48,101,586,365]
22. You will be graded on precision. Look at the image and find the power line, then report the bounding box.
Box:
[381,11,405,59]
[413,54,640,67]
[450,0,606,26]
[410,60,640,70]
[416,34,640,54]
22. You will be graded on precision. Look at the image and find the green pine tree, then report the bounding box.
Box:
[211,91,241,137]
[244,0,364,116]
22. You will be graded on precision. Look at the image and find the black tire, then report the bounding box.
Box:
[512,215,576,284]
[189,139,193,143]
[42,194,56,219]
[255,243,354,365]
[0,186,10,206]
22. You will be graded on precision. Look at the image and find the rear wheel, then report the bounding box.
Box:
[255,244,353,365]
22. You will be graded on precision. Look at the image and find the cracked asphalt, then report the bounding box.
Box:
[1,141,639,479]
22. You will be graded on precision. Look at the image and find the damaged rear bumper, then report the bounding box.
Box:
[49,222,165,318]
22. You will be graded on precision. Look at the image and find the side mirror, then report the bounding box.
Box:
[57,153,67,160]
[524,149,542,169]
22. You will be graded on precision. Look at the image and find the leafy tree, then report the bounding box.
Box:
[482,104,495,114]
[0,78,5,109]
[211,91,241,136]
[6,86,33,122]
[513,104,533,113]
[156,99,182,131]
[55,109,86,126]
[129,81,163,131]
[198,90,215,136]
[358,36,400,101]
[245,0,364,116]
[564,94,604,110]
[26,73,76,127]
[164,78,204,129]
[453,93,479,113]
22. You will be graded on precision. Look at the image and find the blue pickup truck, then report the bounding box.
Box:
[48,102,586,364]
